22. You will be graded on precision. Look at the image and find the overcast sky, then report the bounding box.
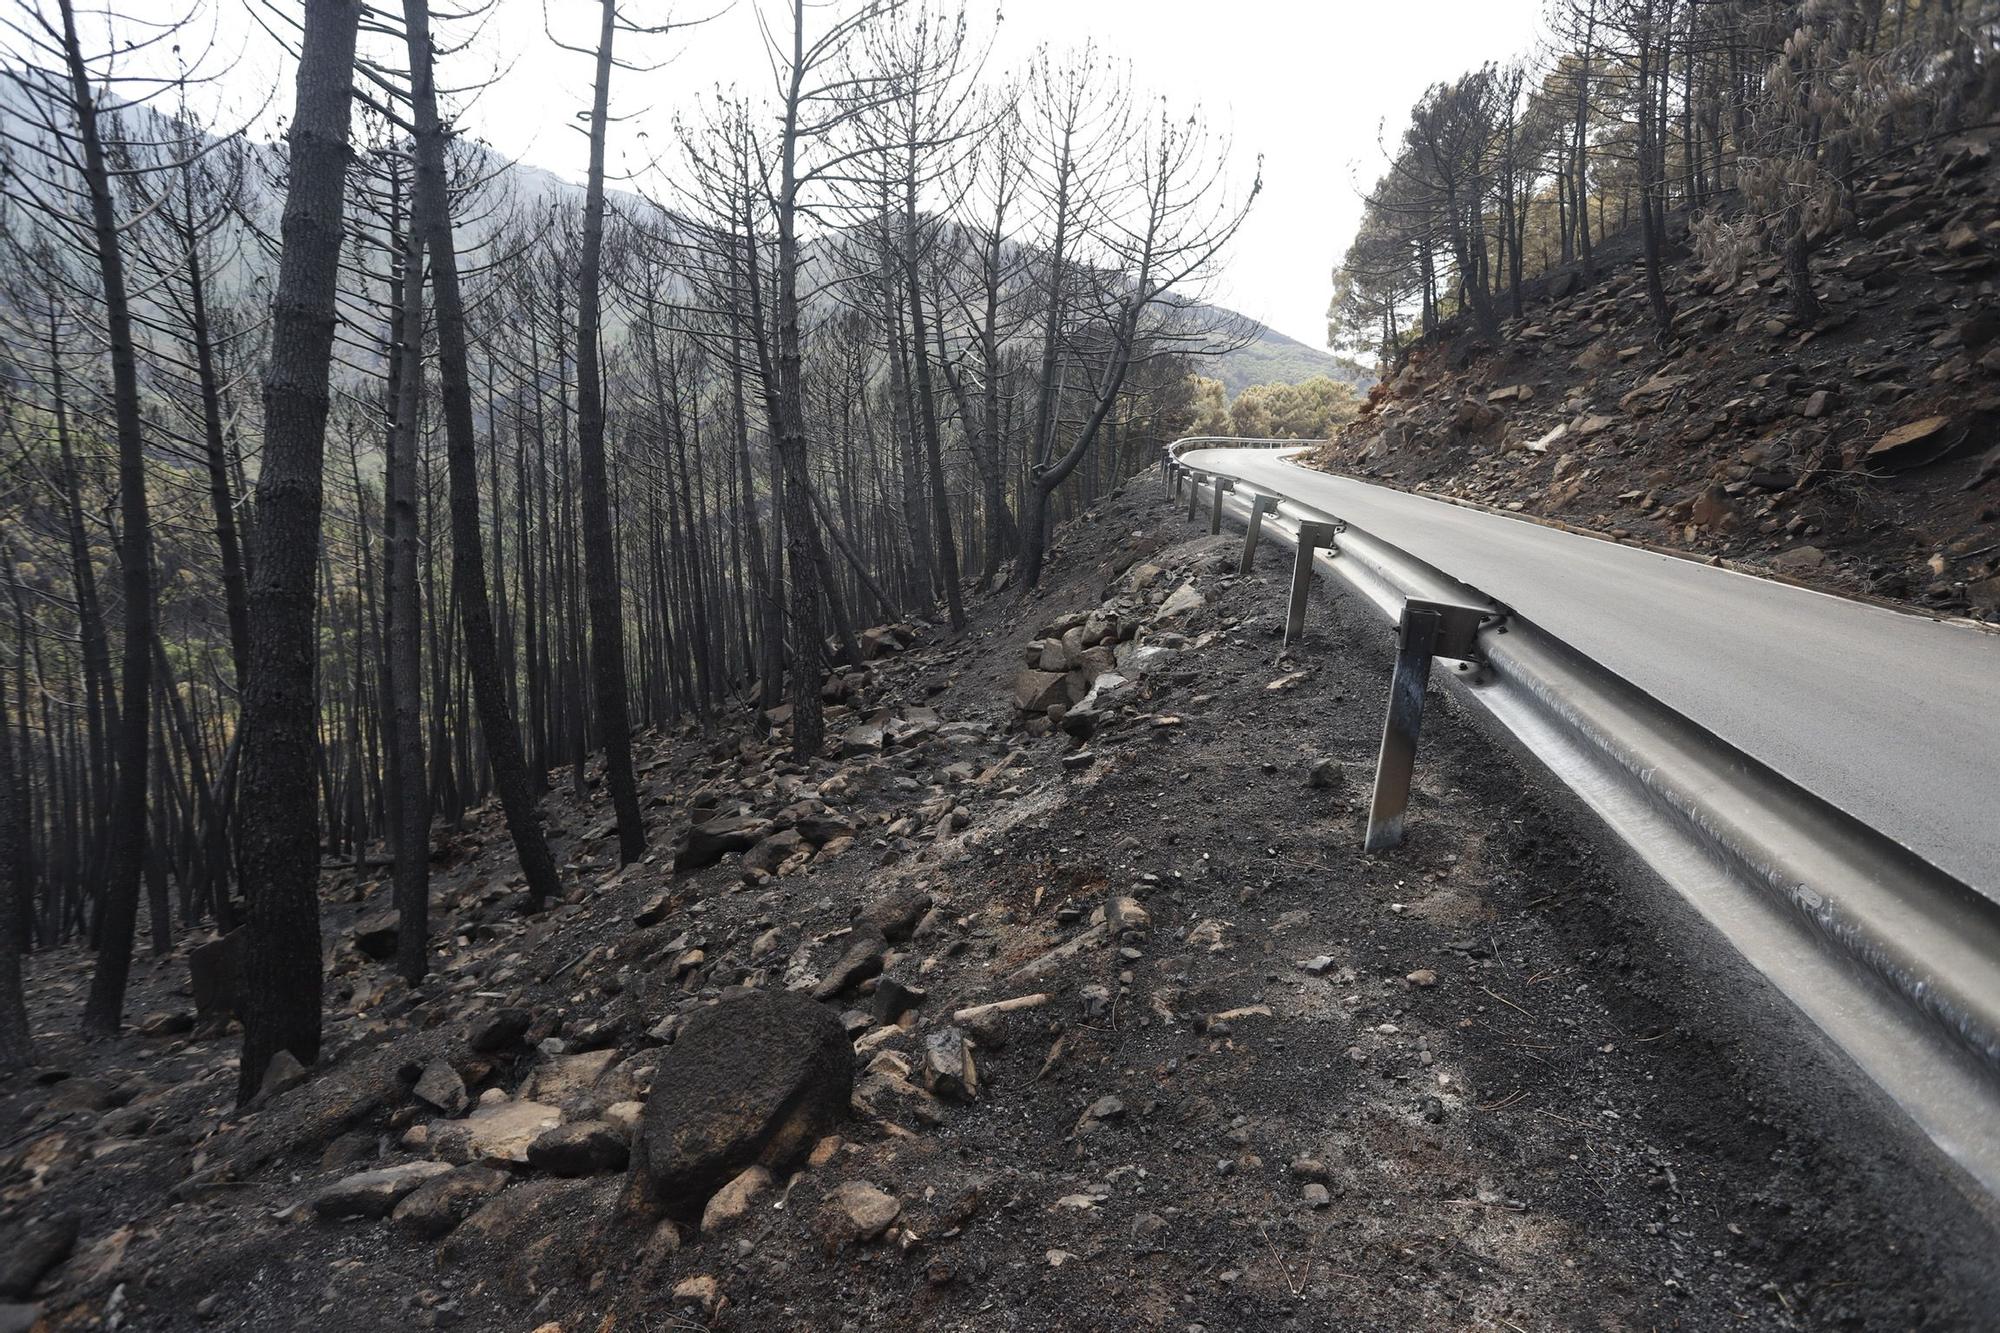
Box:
[209,0,1546,352]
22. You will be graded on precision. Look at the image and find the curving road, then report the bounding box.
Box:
[1182,447,2000,900]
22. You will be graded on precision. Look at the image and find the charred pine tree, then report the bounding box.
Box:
[403,0,563,909]
[0,676,30,1068]
[21,0,164,1037]
[236,0,365,1100]
[386,195,431,985]
[571,0,645,863]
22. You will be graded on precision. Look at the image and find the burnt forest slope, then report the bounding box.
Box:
[1311,128,2000,625]
[3,480,1998,1332]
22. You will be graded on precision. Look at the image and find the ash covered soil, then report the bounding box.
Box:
[4,479,1997,1333]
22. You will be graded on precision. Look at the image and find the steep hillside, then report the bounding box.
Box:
[5,482,1995,1331]
[1307,130,2000,624]
[1209,321,1376,398]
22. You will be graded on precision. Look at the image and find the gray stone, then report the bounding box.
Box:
[313,1161,454,1220]
[676,814,774,870]
[1013,669,1068,714]
[1768,545,1828,574]
[352,912,399,961]
[922,1027,978,1102]
[520,1049,619,1109]
[839,724,885,758]
[811,926,887,1000]
[527,1120,629,1176]
[414,1059,469,1116]
[257,1049,309,1101]
[1152,583,1206,622]
[820,1181,900,1245]
[390,1165,511,1238]
[432,1099,561,1166]
[468,1007,533,1053]
[698,1164,772,1234]
[860,885,933,942]
[743,829,806,876]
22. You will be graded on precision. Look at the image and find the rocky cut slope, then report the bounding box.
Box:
[1310,128,2000,622]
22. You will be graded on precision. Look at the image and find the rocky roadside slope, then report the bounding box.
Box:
[3,479,1998,1333]
[1310,128,2000,623]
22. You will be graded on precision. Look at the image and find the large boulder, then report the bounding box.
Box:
[1012,669,1068,714]
[630,989,853,1225]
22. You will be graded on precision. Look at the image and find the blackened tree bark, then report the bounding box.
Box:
[63,0,157,1039]
[387,216,430,986]
[773,4,828,759]
[236,0,364,1101]
[184,208,254,689]
[0,682,30,1068]
[575,0,645,864]
[902,150,965,630]
[404,0,563,909]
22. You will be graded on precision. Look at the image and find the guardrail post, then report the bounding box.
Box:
[1186,472,1205,522]
[1363,599,1491,852]
[1239,495,1277,573]
[1283,520,1343,646]
[1208,478,1233,535]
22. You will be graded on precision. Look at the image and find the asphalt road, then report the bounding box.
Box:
[1182,447,2000,899]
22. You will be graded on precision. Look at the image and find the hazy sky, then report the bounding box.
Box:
[210,0,1548,352]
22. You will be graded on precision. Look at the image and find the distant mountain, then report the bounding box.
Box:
[0,84,1366,407]
[1209,322,1376,398]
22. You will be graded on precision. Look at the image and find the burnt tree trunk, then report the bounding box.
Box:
[68,0,158,1039]
[575,0,646,864]
[235,0,363,1100]
[387,212,431,986]
[405,0,563,911]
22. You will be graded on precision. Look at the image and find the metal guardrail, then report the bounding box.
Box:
[1160,438,2000,1203]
